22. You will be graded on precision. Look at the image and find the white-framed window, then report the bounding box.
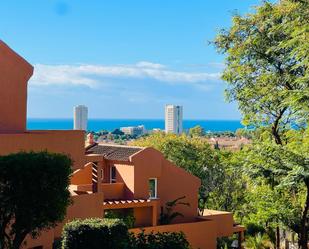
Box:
[110,166,116,183]
[148,178,157,199]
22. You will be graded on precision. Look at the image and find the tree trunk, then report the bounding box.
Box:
[276,226,280,249]
[271,107,287,146]
[298,181,309,249]
[272,126,283,145]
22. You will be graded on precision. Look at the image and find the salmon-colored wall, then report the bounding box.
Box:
[115,163,135,199]
[130,219,217,249]
[54,193,104,238]
[158,160,200,223]
[0,130,85,170]
[201,210,235,237]
[24,193,104,249]
[102,182,125,200]
[131,148,201,223]
[134,206,153,227]
[131,148,163,199]
[71,163,92,185]
[0,40,33,133]
[23,229,55,249]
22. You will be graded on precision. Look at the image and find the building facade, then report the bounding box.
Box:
[74,105,88,130]
[0,41,244,249]
[165,105,183,135]
[120,125,146,137]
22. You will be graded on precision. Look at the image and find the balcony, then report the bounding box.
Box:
[73,182,125,200]
[101,182,125,200]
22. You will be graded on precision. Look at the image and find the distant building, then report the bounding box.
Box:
[152,128,162,133]
[165,105,183,135]
[120,125,146,137]
[74,105,88,130]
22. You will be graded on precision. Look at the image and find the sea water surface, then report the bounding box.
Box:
[27,119,243,132]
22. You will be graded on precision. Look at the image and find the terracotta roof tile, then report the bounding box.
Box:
[86,144,143,161]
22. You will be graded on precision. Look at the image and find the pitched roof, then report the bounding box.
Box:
[86,143,143,161]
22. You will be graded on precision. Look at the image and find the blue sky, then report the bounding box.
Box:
[0,0,266,120]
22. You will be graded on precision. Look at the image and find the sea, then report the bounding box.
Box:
[27,119,243,133]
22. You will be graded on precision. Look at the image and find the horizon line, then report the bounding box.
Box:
[27,117,242,121]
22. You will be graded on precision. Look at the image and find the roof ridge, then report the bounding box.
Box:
[97,143,144,149]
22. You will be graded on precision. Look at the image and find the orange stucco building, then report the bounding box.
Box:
[0,40,244,249]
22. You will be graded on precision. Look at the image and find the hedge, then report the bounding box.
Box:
[128,230,190,249]
[61,218,128,249]
[61,218,190,249]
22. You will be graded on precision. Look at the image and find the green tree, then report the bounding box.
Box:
[189,125,204,137]
[244,130,308,247]
[207,151,247,219]
[215,0,308,247]
[0,151,73,249]
[214,0,308,143]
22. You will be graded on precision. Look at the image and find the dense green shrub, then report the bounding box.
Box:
[61,218,128,249]
[104,209,135,228]
[0,151,72,249]
[245,223,265,237]
[61,218,190,249]
[128,230,190,249]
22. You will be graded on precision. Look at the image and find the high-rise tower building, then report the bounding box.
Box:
[74,105,88,130]
[165,105,183,135]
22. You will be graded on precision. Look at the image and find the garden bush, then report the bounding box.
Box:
[128,230,190,249]
[0,151,72,249]
[61,218,128,249]
[104,209,135,228]
[61,218,190,249]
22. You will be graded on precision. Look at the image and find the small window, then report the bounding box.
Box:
[110,166,116,183]
[148,178,157,199]
[101,169,104,181]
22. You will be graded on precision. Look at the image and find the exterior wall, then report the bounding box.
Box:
[102,183,125,199]
[158,160,200,223]
[131,148,200,223]
[54,193,104,238]
[115,163,135,199]
[130,219,217,249]
[0,40,33,133]
[24,192,104,249]
[131,148,162,199]
[0,130,85,170]
[23,229,55,249]
[201,210,235,237]
[134,206,153,227]
[71,163,92,185]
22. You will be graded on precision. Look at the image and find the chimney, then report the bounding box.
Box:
[87,133,95,145]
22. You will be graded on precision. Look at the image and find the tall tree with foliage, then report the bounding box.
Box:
[189,125,205,138]
[0,151,73,249]
[215,0,308,247]
[215,0,308,141]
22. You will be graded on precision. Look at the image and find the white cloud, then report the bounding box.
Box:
[30,61,221,88]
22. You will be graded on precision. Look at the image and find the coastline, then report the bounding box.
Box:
[27,118,244,132]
